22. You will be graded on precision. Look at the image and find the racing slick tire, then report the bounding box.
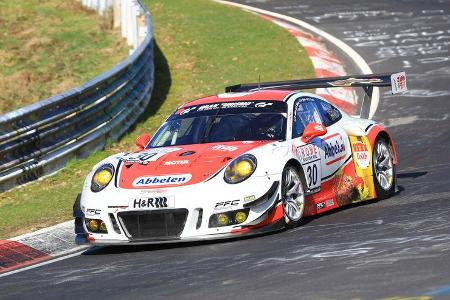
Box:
[372,137,396,200]
[282,164,305,228]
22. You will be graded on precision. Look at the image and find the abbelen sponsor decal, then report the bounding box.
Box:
[353,141,370,169]
[324,134,345,160]
[164,160,189,166]
[215,200,240,210]
[133,174,192,186]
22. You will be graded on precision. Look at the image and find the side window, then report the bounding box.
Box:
[317,99,342,127]
[292,97,322,139]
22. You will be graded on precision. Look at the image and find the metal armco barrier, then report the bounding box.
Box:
[0,0,154,192]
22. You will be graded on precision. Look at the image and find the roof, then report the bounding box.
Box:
[181,90,294,108]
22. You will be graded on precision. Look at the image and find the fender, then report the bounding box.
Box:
[366,124,398,164]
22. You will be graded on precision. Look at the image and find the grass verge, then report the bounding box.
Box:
[0,0,314,239]
[0,0,128,113]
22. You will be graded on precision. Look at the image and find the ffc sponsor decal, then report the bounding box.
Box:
[215,200,240,210]
[316,202,325,210]
[353,141,370,169]
[86,208,101,216]
[164,160,189,166]
[297,144,320,164]
[211,145,238,152]
[324,134,346,162]
[131,196,174,209]
[325,199,334,207]
[120,148,181,164]
[133,174,192,187]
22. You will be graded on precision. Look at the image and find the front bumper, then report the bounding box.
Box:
[74,176,284,245]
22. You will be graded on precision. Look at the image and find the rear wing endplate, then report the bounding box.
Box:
[225,72,407,119]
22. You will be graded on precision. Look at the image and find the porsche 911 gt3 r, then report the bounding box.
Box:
[74,72,407,245]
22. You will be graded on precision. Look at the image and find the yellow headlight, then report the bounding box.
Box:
[234,160,253,176]
[93,169,113,186]
[234,211,247,224]
[224,155,257,184]
[217,214,229,226]
[87,219,99,232]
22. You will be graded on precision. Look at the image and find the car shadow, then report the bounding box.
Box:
[81,228,285,256]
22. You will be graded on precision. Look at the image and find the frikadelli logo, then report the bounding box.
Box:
[391,72,407,94]
[324,135,345,160]
[353,141,370,169]
[133,174,192,187]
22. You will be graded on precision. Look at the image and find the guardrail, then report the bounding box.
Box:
[0,0,154,192]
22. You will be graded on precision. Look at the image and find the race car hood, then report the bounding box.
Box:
[117,141,271,189]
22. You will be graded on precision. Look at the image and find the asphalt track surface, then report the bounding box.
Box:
[1,1,450,299]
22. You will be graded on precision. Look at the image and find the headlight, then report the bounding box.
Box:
[224,154,257,184]
[91,164,114,192]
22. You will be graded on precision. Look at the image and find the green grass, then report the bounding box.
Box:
[0,0,314,239]
[0,0,128,113]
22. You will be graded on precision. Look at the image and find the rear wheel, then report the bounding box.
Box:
[373,137,396,199]
[282,165,305,227]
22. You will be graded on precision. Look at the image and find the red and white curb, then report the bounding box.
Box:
[258,14,357,115]
[0,221,86,274]
[216,0,379,119]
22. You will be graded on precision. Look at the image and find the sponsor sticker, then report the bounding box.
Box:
[211,145,238,152]
[85,208,101,216]
[255,102,273,108]
[324,134,346,162]
[325,199,334,207]
[214,200,240,211]
[133,174,192,187]
[391,72,407,94]
[353,141,370,169]
[130,196,175,209]
[244,195,256,202]
[163,160,189,166]
[297,144,320,164]
[316,202,325,210]
[120,148,181,165]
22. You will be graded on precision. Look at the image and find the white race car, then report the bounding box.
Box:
[74,72,406,245]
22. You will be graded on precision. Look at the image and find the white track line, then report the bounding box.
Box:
[215,0,379,119]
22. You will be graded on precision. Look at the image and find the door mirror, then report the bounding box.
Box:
[135,133,151,150]
[301,123,327,143]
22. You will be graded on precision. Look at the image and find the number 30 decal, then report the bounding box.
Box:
[303,160,321,191]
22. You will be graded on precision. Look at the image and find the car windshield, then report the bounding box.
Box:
[149,101,287,147]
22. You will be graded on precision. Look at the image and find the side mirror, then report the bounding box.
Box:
[301,123,327,143]
[135,133,151,150]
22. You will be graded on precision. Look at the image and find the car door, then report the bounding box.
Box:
[290,96,351,193]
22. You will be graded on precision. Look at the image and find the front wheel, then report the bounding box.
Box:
[372,137,396,199]
[282,165,305,227]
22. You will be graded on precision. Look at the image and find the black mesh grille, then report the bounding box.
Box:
[118,209,188,240]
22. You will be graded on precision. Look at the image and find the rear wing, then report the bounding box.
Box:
[225,72,407,119]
